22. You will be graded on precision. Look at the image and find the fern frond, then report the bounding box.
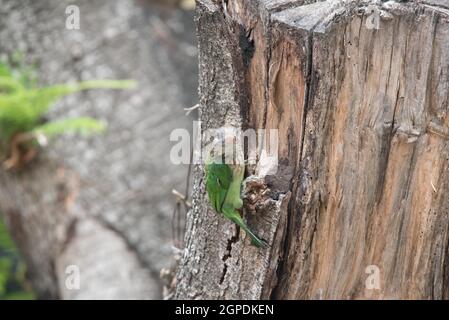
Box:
[1,80,136,120]
[0,57,135,167]
[33,117,106,138]
[0,79,135,144]
[27,79,136,117]
[76,80,137,90]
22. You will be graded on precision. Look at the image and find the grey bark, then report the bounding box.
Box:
[175,0,449,300]
[0,0,197,299]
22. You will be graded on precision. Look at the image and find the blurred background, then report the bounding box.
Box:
[0,0,197,299]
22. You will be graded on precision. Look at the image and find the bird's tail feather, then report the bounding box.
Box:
[229,214,268,248]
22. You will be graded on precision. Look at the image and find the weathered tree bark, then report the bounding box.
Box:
[175,0,449,299]
[0,0,197,299]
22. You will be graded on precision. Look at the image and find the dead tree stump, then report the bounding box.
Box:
[175,0,449,299]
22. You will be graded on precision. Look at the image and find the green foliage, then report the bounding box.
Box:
[0,56,136,160]
[33,117,105,138]
[0,216,35,300]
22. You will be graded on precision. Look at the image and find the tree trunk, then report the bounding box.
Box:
[175,0,449,300]
[0,0,197,299]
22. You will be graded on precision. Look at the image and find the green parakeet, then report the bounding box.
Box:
[205,144,267,248]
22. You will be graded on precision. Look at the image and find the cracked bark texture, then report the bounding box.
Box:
[0,0,197,299]
[175,0,449,299]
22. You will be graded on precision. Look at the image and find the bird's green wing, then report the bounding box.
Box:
[224,164,244,210]
[205,163,232,213]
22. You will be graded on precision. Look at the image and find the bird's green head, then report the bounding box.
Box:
[204,134,244,166]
